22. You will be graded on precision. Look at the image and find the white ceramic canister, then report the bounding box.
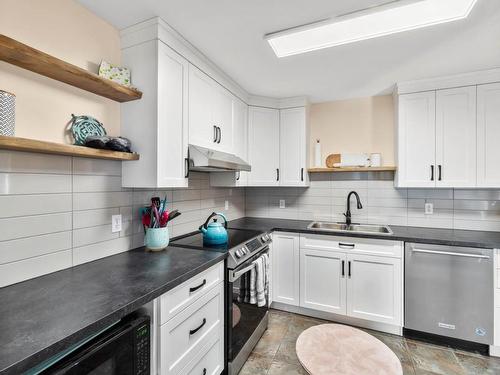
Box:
[0,90,15,136]
[370,153,382,167]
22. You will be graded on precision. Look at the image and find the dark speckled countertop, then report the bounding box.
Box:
[228,217,500,249]
[0,246,226,375]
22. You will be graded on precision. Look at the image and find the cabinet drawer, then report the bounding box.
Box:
[300,234,402,258]
[160,283,223,375]
[160,262,223,324]
[180,336,223,375]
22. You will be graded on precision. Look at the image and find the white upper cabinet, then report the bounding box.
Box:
[397,91,436,188]
[209,98,249,187]
[248,107,280,186]
[188,65,233,153]
[233,98,249,186]
[477,83,500,187]
[280,107,309,187]
[435,87,477,188]
[396,69,500,188]
[247,106,309,187]
[122,40,189,188]
[213,84,234,153]
[397,86,477,188]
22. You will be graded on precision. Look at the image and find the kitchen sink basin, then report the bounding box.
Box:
[307,222,393,235]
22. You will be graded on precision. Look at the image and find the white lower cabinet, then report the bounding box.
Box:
[346,254,402,326]
[272,233,403,329]
[271,232,300,306]
[300,248,346,314]
[156,262,224,375]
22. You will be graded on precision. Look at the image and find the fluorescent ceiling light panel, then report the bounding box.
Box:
[266,0,478,57]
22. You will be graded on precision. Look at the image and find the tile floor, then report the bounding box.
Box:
[239,309,500,375]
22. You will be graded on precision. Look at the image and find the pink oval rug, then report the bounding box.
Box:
[296,324,403,375]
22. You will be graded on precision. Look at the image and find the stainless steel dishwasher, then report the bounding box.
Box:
[405,243,494,345]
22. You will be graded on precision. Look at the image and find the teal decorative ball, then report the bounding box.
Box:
[69,114,106,145]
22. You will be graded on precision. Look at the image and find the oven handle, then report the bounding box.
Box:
[229,262,256,282]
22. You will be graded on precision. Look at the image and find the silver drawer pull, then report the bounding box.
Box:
[339,243,355,249]
[412,248,489,259]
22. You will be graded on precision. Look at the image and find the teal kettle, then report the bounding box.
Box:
[199,212,228,246]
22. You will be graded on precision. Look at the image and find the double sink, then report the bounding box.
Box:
[307,221,393,235]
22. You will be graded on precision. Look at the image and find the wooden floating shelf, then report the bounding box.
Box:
[0,136,139,161]
[0,34,142,103]
[308,167,397,173]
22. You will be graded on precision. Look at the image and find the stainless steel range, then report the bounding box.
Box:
[171,228,272,375]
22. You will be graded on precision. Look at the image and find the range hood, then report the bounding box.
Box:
[188,144,251,172]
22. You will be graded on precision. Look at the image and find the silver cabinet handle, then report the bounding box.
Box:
[411,248,489,259]
[339,243,355,249]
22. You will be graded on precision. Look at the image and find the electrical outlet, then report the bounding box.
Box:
[225,200,229,210]
[279,199,285,209]
[424,203,434,215]
[112,214,122,232]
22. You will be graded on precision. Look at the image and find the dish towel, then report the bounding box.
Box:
[255,254,269,307]
[237,253,270,306]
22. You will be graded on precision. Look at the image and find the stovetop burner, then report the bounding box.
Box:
[171,228,271,269]
[172,228,261,252]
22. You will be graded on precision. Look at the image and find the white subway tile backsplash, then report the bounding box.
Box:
[407,199,454,210]
[407,217,453,229]
[73,158,122,176]
[73,192,133,210]
[408,189,454,199]
[0,213,72,241]
[454,190,500,200]
[73,208,119,229]
[73,236,133,266]
[73,175,123,192]
[0,151,71,174]
[0,151,245,287]
[73,224,119,247]
[0,250,72,287]
[246,173,500,232]
[0,231,72,264]
[366,198,407,208]
[0,194,72,218]
[453,219,500,231]
[119,206,134,222]
[173,189,202,201]
[0,173,71,195]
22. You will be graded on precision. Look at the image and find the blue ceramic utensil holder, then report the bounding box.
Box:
[145,227,169,251]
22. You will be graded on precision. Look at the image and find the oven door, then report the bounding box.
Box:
[227,248,270,365]
[41,316,150,375]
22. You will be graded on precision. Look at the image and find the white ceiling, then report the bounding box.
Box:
[78,0,500,103]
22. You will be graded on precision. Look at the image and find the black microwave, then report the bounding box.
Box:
[39,315,150,375]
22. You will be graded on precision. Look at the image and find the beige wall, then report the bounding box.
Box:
[310,95,395,167]
[0,0,121,143]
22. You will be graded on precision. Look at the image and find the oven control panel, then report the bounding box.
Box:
[228,232,272,268]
